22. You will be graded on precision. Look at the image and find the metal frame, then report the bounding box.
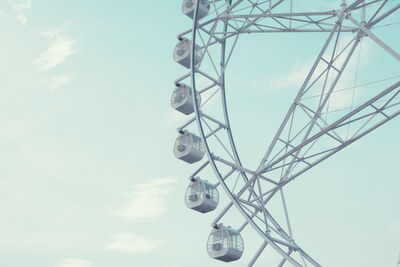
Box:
[173,0,400,266]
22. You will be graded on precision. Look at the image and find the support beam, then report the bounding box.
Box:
[248,241,268,267]
[347,15,400,63]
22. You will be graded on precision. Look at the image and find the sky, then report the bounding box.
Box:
[0,1,399,267]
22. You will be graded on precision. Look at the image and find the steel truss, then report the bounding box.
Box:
[173,0,400,266]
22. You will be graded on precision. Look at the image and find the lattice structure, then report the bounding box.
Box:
[172,0,400,266]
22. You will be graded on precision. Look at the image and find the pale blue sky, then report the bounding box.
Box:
[0,1,399,267]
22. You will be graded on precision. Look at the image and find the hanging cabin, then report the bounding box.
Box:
[207,224,244,262]
[173,38,202,69]
[185,178,219,213]
[171,83,201,115]
[173,131,205,164]
[182,0,210,20]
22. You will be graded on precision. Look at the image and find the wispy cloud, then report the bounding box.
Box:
[266,61,312,91]
[8,0,32,10]
[0,10,10,17]
[266,37,374,112]
[48,73,75,91]
[105,233,162,253]
[6,0,31,25]
[54,258,92,267]
[15,13,26,24]
[32,23,79,71]
[117,177,176,220]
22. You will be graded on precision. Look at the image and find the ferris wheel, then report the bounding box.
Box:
[171,0,400,266]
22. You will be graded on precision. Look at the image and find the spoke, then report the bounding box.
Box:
[368,2,400,28]
[201,117,235,161]
[280,188,293,239]
[248,241,268,267]
[197,27,221,77]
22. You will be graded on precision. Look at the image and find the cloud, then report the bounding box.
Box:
[266,36,375,113]
[8,0,32,10]
[325,88,359,111]
[54,258,92,267]
[267,62,312,91]
[117,177,176,219]
[6,0,31,25]
[32,23,80,71]
[48,73,75,91]
[0,10,12,18]
[15,13,27,24]
[105,233,162,253]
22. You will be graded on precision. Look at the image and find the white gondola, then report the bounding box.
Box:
[182,0,210,20]
[173,38,202,69]
[173,131,205,164]
[207,224,244,262]
[171,83,201,115]
[185,178,218,213]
